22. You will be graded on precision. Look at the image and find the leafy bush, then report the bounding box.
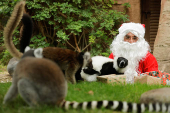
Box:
[26,0,129,55]
[0,28,20,65]
[0,50,12,65]
[0,0,129,64]
[29,34,50,48]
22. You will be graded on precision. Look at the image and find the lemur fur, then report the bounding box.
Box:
[81,56,128,82]
[3,1,25,59]
[3,56,67,107]
[61,100,170,113]
[7,12,33,76]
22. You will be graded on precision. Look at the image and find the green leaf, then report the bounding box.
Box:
[48,21,55,25]
[56,30,69,41]
[89,35,96,43]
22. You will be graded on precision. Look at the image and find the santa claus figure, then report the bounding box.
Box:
[109,22,158,83]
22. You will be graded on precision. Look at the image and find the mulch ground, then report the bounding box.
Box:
[0,71,12,83]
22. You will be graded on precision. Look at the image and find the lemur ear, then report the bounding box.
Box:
[83,52,91,61]
[83,52,91,68]
[34,48,43,58]
[24,46,31,53]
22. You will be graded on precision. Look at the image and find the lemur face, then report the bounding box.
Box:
[117,57,128,68]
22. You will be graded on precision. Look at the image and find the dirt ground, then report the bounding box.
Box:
[0,71,12,83]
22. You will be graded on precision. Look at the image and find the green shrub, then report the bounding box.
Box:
[0,0,130,64]
[0,50,12,65]
[0,28,20,65]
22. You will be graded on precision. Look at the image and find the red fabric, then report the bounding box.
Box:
[109,52,158,74]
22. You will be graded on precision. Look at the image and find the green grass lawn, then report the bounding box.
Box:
[0,81,168,113]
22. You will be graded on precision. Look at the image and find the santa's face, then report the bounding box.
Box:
[110,30,150,75]
[124,32,139,43]
[110,30,149,59]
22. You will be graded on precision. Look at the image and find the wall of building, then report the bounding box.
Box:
[126,0,141,23]
[112,0,141,23]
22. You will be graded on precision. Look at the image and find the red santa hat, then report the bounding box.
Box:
[118,22,145,38]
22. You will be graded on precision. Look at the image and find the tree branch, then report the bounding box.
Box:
[66,41,76,50]
[82,42,92,51]
[58,11,67,18]
[37,21,48,42]
[73,33,81,52]
[77,30,84,45]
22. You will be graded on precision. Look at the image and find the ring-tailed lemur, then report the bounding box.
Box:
[3,1,170,113]
[3,0,90,84]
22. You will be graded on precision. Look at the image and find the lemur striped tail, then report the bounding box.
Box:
[60,100,170,113]
[3,1,25,59]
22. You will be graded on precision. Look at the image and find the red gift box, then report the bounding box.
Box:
[138,70,170,85]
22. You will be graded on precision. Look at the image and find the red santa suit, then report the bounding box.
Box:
[109,52,158,74]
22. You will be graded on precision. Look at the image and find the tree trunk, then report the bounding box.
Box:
[153,0,170,73]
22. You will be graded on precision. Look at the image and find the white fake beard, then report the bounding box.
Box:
[110,34,149,83]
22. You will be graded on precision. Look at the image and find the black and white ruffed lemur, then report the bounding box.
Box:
[80,56,128,82]
[3,1,170,113]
